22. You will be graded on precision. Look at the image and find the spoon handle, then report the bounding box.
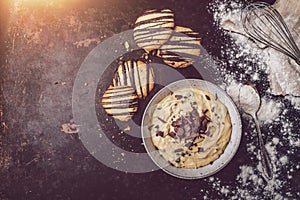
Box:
[253,115,273,180]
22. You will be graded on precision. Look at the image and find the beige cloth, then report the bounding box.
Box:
[269,0,300,96]
[221,0,300,96]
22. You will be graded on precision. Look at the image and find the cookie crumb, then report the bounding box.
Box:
[61,123,79,134]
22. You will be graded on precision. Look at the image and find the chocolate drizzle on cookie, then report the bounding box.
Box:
[112,60,155,99]
[134,9,174,52]
[102,86,139,121]
[151,26,201,68]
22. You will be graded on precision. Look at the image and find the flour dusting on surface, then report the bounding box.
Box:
[206,0,300,199]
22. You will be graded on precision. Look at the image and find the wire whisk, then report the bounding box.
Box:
[242,2,300,66]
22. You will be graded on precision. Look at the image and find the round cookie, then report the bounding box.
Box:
[134,9,175,52]
[152,26,201,68]
[112,60,155,99]
[102,86,139,121]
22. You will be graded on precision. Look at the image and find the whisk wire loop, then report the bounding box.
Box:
[242,2,300,65]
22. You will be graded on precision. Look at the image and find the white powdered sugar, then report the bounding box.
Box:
[257,98,282,123]
[285,95,300,110]
[226,81,282,123]
[214,0,300,97]
[207,0,300,199]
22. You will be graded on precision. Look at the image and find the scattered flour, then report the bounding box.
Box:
[285,95,300,110]
[226,81,282,123]
[214,0,300,97]
[272,137,280,145]
[208,0,300,199]
[257,98,282,123]
[279,156,288,165]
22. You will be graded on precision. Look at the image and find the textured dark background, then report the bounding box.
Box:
[2,0,299,200]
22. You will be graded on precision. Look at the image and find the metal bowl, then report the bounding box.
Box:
[141,79,242,179]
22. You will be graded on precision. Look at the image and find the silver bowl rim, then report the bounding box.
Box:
[141,79,242,179]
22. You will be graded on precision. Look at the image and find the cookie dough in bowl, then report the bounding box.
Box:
[142,79,242,179]
[151,87,232,168]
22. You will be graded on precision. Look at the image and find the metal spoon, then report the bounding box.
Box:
[238,84,273,180]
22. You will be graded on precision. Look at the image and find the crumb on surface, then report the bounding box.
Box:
[61,123,80,134]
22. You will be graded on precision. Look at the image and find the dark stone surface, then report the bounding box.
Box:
[1,0,299,199]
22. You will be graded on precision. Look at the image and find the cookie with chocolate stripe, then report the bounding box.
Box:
[134,9,175,52]
[152,26,201,68]
[102,86,139,121]
[112,60,155,99]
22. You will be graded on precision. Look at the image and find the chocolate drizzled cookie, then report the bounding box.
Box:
[102,86,139,121]
[134,9,175,52]
[112,60,155,99]
[151,26,201,68]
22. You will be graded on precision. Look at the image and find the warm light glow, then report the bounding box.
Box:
[12,0,79,7]
[13,0,69,3]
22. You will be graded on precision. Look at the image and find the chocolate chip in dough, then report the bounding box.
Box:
[168,131,176,138]
[183,124,191,136]
[185,142,193,148]
[171,117,182,127]
[175,94,183,100]
[156,131,164,137]
[174,148,184,153]
[174,127,184,137]
[158,117,167,123]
